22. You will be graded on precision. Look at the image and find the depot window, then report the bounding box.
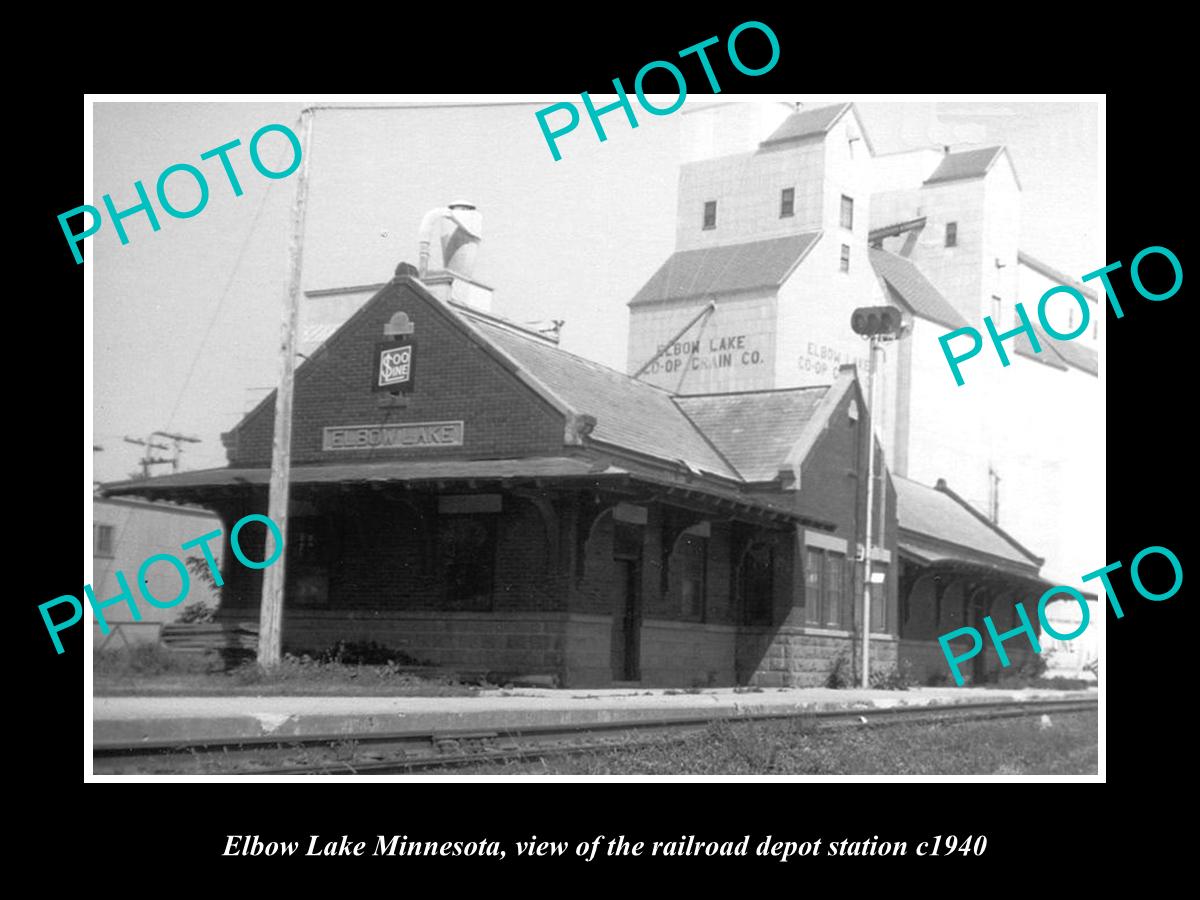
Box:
[439,515,497,610]
[840,244,851,273]
[780,187,795,218]
[287,515,338,607]
[672,533,708,621]
[806,547,849,629]
[290,515,332,566]
[703,200,717,230]
[94,524,115,557]
[741,541,774,626]
[840,195,854,230]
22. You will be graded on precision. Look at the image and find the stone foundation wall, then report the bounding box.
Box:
[223,608,566,680]
[639,619,737,687]
[218,606,912,689]
[741,627,900,688]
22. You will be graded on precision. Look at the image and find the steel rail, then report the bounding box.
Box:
[93,696,1096,775]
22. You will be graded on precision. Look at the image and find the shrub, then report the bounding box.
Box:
[185,555,221,591]
[177,602,217,624]
[307,640,426,667]
[1021,654,1049,680]
[826,653,852,689]
[223,641,451,687]
[991,652,1093,690]
[869,661,914,691]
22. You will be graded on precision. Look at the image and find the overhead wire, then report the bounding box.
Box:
[92,143,285,632]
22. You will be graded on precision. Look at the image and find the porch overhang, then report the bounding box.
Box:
[101,456,835,531]
[898,534,1051,589]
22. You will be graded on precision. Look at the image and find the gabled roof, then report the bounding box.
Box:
[761,103,851,145]
[894,475,1043,574]
[924,146,1019,188]
[1022,321,1099,376]
[629,232,822,307]
[1017,250,1099,302]
[1012,321,1097,376]
[867,249,1097,377]
[1045,335,1098,376]
[462,313,740,481]
[675,386,830,482]
[94,495,219,518]
[115,273,869,524]
[869,248,970,330]
[758,103,874,153]
[1012,328,1068,370]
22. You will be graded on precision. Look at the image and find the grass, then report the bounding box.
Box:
[113,709,1098,776]
[93,643,480,697]
[447,711,1098,775]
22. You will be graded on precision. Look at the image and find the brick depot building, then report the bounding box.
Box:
[104,267,1045,687]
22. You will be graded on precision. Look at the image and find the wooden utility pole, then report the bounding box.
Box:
[861,337,879,690]
[258,107,315,668]
[123,435,171,478]
[153,430,201,472]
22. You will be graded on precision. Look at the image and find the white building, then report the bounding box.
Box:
[869,139,1099,587]
[627,102,1101,676]
[92,497,225,648]
[628,102,900,464]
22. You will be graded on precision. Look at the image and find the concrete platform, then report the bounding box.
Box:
[93,686,1097,746]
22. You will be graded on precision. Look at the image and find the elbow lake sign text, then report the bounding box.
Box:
[322,421,465,451]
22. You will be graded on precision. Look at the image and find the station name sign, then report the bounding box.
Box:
[322,421,464,451]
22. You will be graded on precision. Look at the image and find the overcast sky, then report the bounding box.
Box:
[90,98,1098,483]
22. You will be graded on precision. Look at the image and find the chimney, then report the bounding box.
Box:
[416,201,494,312]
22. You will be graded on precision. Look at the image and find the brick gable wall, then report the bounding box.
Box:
[226,280,567,467]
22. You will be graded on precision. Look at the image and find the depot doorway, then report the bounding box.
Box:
[611,520,643,683]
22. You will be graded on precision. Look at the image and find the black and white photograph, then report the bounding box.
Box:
[77,93,1111,780]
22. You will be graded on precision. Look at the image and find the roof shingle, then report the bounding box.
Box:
[1017,250,1099,302]
[1045,336,1097,376]
[629,232,821,307]
[760,103,852,147]
[894,475,1042,571]
[924,146,1005,185]
[675,387,830,482]
[469,317,740,480]
[1013,330,1067,370]
[869,248,971,330]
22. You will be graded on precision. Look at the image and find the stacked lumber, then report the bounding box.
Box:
[160,622,258,654]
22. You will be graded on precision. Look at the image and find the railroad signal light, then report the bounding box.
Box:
[851,306,906,338]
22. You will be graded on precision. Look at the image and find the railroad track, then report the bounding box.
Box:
[93,697,1097,775]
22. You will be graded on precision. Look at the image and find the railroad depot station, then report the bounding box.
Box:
[103,103,1098,688]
